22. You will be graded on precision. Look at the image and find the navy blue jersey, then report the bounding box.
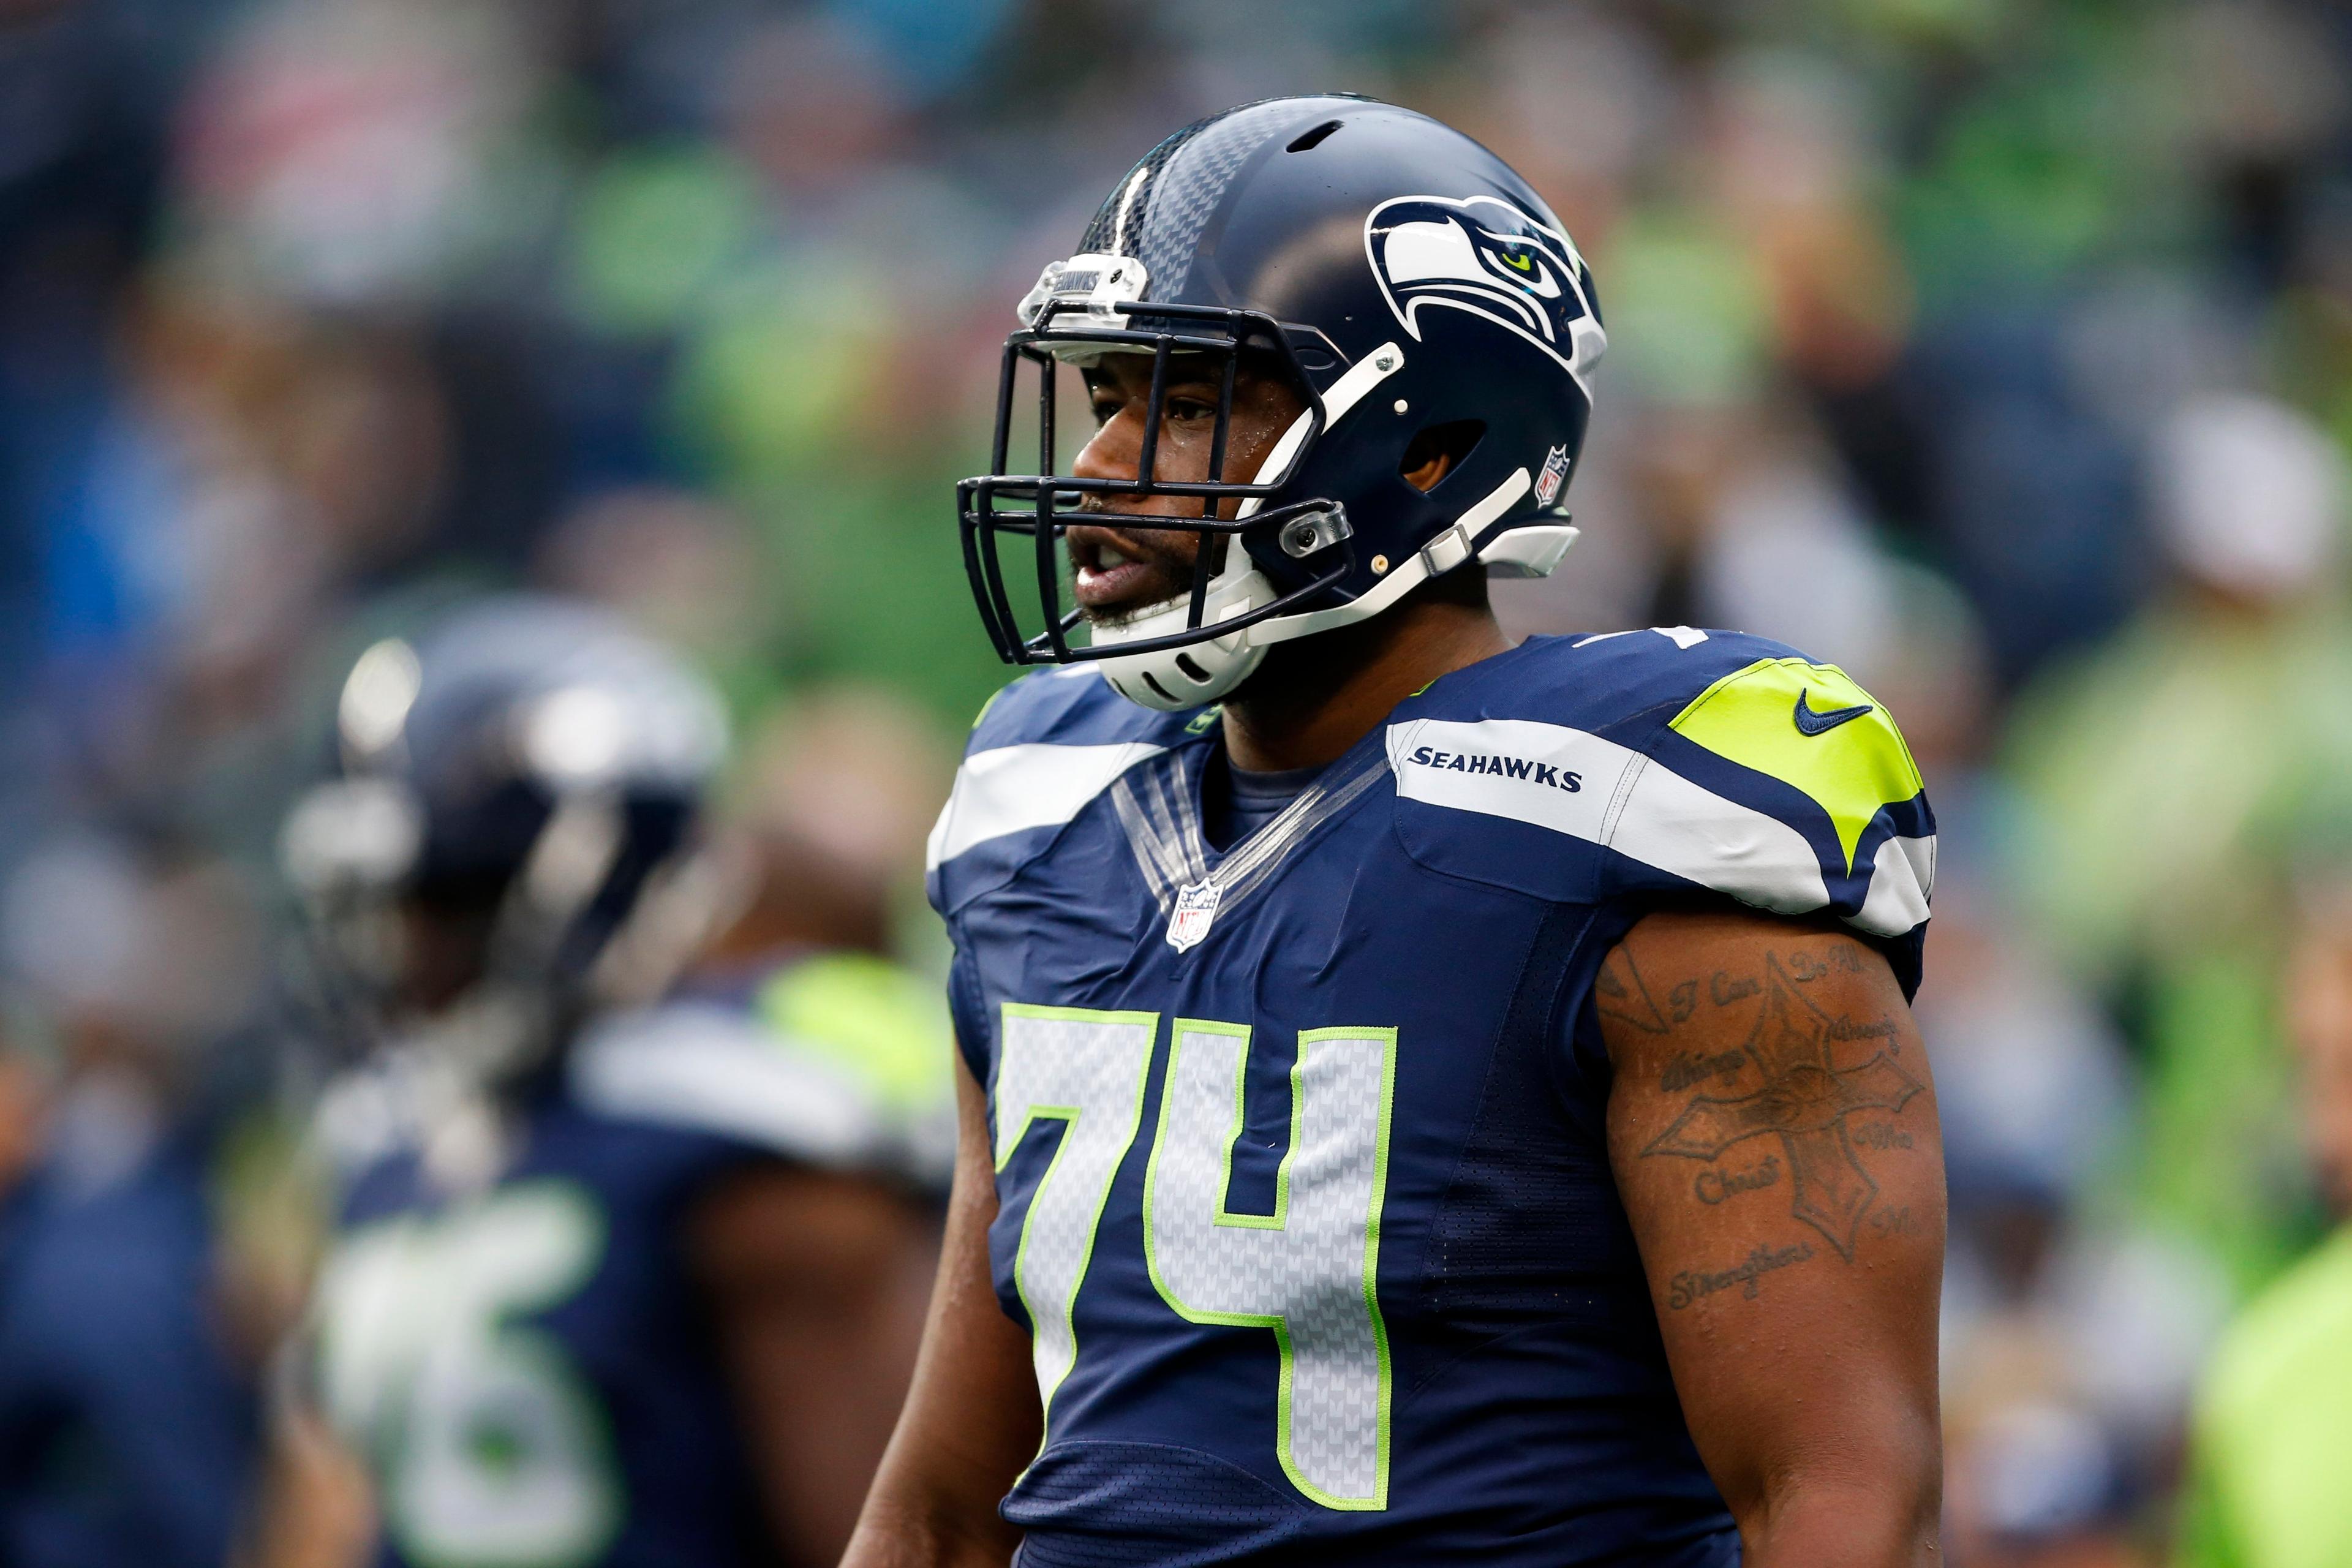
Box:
[924,631,1934,1567]
[0,1126,258,1568]
[311,951,951,1568]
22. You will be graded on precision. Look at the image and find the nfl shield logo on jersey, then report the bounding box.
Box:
[1167,880,1223,952]
[1536,444,1571,506]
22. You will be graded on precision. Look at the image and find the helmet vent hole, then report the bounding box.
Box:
[1174,654,1212,684]
[1400,420,1486,492]
[1142,671,1178,704]
[1286,119,1343,154]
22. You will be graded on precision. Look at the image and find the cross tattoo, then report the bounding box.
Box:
[1642,956,1922,1260]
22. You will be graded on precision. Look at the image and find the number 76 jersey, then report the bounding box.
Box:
[925,631,1934,1567]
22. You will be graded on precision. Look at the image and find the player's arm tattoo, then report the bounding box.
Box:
[1600,934,1931,1283]
[1593,946,1671,1034]
[1664,1239,1814,1311]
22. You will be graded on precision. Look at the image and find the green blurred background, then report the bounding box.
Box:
[6,0,2352,1563]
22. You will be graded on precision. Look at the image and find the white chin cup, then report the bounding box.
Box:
[1091,564,1272,710]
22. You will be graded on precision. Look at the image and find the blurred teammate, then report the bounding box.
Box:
[0,840,267,1568]
[851,97,1944,1566]
[274,597,945,1568]
[2176,885,2352,1568]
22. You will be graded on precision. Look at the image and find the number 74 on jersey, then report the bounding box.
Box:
[991,1004,1398,1512]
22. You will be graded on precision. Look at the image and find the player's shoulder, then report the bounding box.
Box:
[1395,627,1923,796]
[567,948,954,1190]
[306,1057,441,1224]
[929,666,1200,914]
[1409,626,1837,729]
[965,662,1180,751]
[1388,631,1934,985]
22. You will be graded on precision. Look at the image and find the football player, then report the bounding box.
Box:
[0,843,266,1568]
[850,97,1945,1566]
[274,597,946,1568]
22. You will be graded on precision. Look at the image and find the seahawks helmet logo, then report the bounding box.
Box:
[1365,195,1605,393]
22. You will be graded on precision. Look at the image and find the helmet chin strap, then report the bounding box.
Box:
[1245,464,1540,646]
[1090,340,1577,712]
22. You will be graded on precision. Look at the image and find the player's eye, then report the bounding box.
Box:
[1166,396,1218,424]
[1089,392,1123,427]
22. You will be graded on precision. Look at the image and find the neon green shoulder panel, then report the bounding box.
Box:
[758,951,952,1110]
[1667,657,1924,872]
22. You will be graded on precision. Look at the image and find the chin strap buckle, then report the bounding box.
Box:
[1276,505,1352,559]
[1417,521,1477,577]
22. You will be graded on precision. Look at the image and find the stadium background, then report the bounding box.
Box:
[1,0,2348,1562]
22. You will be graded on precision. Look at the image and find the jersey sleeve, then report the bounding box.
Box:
[568,951,957,1190]
[1387,636,1934,990]
[1598,651,1935,993]
[946,944,993,1085]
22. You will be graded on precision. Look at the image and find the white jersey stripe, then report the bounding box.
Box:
[1387,717,1931,933]
[1850,834,1936,938]
[571,1005,894,1165]
[1387,717,1635,843]
[1609,754,1830,915]
[926,741,1166,871]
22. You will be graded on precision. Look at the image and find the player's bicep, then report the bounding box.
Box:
[1598,909,1944,1518]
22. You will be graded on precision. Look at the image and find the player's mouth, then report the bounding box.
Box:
[1066,522,1194,621]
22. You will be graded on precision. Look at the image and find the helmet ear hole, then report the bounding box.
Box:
[1400,420,1486,493]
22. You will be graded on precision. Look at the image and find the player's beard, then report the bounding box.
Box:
[1070,518,1206,627]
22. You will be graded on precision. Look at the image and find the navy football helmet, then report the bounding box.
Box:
[959,95,1605,709]
[281,596,729,1081]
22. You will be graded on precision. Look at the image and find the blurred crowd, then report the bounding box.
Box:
[2,0,2352,1563]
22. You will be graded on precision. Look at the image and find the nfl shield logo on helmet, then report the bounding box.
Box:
[1167,880,1223,953]
[1535,444,1571,507]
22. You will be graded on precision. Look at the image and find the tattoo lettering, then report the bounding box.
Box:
[1659,1049,1747,1093]
[1825,1016,1900,1043]
[1694,1155,1781,1205]
[1668,981,1698,1022]
[1851,1122,1913,1151]
[1785,946,1864,983]
[1642,954,1924,1261]
[1596,951,1671,1035]
[1668,1240,1815,1309]
[1709,971,1760,1006]
[1869,1206,1918,1237]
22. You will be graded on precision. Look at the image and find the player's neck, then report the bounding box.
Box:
[1221,600,1512,773]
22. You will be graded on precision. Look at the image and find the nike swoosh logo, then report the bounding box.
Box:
[1793,689,1873,736]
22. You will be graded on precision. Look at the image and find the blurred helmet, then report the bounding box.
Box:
[959,95,1606,709]
[281,595,729,1080]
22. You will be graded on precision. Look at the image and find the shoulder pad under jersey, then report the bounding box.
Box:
[568,950,956,1189]
[926,666,1202,916]
[1385,631,1934,982]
